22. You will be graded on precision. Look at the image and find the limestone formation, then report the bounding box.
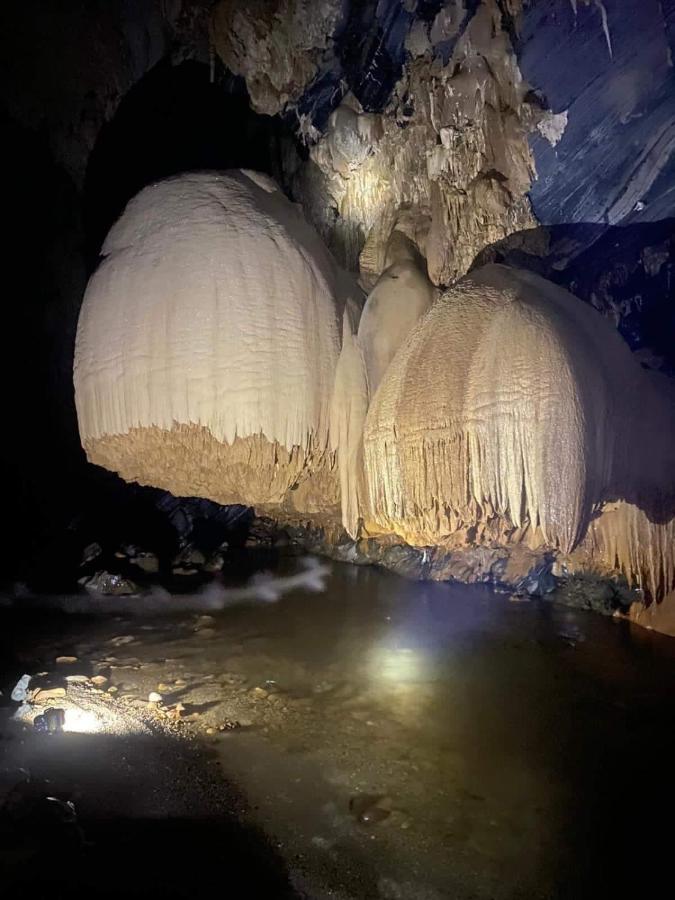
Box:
[331,233,436,537]
[363,264,675,601]
[210,0,343,116]
[75,170,360,514]
[296,1,539,285]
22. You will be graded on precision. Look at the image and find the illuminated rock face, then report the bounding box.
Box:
[76,182,675,623]
[74,170,359,513]
[363,264,675,600]
[331,233,436,537]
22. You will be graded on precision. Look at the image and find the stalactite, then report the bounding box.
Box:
[583,503,675,602]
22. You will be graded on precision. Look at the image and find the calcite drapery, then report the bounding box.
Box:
[363,264,675,599]
[75,170,360,513]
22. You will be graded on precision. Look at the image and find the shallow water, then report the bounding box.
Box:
[3,558,675,898]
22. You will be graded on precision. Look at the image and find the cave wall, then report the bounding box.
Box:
[212,0,675,360]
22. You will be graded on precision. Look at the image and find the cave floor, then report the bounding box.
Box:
[2,558,675,899]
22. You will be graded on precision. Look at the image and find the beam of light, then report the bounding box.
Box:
[13,697,141,736]
[63,707,103,734]
[371,645,424,684]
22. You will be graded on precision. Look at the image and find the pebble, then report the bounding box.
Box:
[349,795,393,826]
[56,656,78,665]
[65,675,89,684]
[218,720,241,731]
[168,703,185,720]
[148,692,162,704]
[251,687,269,699]
[91,675,108,686]
[33,687,66,702]
[107,686,118,693]
[157,683,172,693]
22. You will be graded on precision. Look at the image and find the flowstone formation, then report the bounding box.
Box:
[75,179,675,632]
[360,265,675,610]
[75,170,361,516]
[72,0,675,633]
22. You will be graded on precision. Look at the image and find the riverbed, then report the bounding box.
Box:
[2,558,675,898]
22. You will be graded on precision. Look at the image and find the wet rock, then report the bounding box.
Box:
[245,516,277,548]
[218,719,241,732]
[33,687,66,702]
[168,702,185,720]
[549,576,629,615]
[80,571,140,596]
[349,794,392,826]
[251,687,269,700]
[130,551,159,573]
[512,558,557,596]
[55,656,78,665]
[429,546,509,584]
[173,544,206,568]
[196,628,216,639]
[203,552,225,573]
[65,675,89,684]
[381,545,429,579]
[11,674,32,702]
[109,635,135,647]
[172,566,199,576]
[81,542,102,565]
[91,675,108,686]
[34,707,65,733]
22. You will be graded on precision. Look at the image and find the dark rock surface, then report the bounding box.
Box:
[517,0,675,228]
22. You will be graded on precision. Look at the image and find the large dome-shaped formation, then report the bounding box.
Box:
[74,170,359,512]
[363,264,675,598]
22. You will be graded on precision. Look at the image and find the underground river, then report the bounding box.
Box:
[2,557,675,898]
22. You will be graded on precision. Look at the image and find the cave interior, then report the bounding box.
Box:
[1,2,675,897]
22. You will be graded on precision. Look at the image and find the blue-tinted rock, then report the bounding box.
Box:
[516,0,675,226]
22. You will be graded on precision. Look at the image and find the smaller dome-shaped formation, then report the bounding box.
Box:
[363,264,675,601]
[74,170,360,513]
[330,234,435,536]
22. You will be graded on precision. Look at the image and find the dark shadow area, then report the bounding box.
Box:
[84,59,300,263]
[1,56,301,585]
[0,600,296,898]
[0,731,297,899]
[1,110,88,576]
[471,219,675,371]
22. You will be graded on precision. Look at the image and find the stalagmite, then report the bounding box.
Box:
[357,234,437,398]
[363,264,675,599]
[330,233,435,537]
[75,170,361,513]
